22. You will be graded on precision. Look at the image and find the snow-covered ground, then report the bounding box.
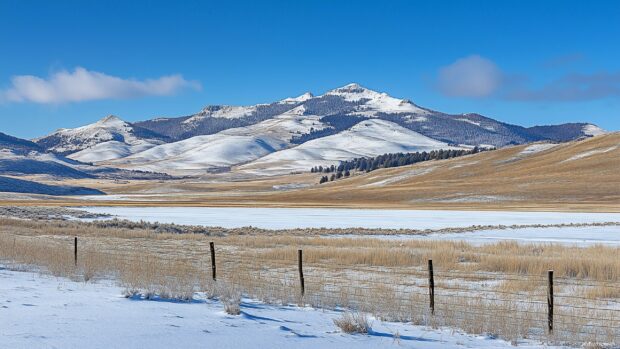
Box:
[0,268,563,349]
[79,206,620,230]
[518,143,558,155]
[563,145,618,162]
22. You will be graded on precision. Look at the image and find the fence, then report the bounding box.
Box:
[3,234,620,346]
[215,248,620,345]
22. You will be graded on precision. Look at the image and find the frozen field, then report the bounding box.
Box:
[79,206,620,230]
[355,225,620,246]
[0,268,564,349]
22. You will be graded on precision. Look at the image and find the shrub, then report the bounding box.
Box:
[333,312,371,334]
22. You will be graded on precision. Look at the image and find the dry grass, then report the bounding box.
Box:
[0,217,619,345]
[333,312,371,334]
[220,282,242,315]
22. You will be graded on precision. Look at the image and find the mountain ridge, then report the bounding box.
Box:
[27,83,606,175]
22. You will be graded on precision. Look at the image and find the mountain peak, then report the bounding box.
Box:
[341,83,365,90]
[280,92,314,104]
[97,115,124,125]
[325,83,382,100]
[329,83,370,93]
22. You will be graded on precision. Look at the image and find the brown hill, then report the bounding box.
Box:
[260,132,620,211]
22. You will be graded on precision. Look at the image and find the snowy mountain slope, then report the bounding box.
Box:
[68,139,163,163]
[108,134,288,174]
[238,119,461,175]
[133,93,312,141]
[34,115,167,162]
[0,133,94,178]
[0,131,43,154]
[108,107,331,174]
[0,131,171,181]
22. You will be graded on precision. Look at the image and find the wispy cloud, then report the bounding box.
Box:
[436,55,502,98]
[437,55,620,102]
[1,67,201,104]
[506,72,620,102]
[542,53,585,69]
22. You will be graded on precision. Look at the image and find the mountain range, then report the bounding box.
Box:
[1,83,606,179]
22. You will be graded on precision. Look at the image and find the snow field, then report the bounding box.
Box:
[0,268,569,349]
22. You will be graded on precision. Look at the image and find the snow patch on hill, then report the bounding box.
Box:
[518,143,558,156]
[361,167,436,188]
[563,145,619,162]
[582,124,606,136]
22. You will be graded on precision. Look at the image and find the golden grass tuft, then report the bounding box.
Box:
[333,312,371,334]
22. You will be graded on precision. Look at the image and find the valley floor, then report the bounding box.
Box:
[0,268,565,349]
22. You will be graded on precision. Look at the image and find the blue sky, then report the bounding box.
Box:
[1,0,619,138]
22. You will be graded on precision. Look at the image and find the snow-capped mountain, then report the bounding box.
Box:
[34,115,168,163]
[31,83,605,176]
[132,83,601,148]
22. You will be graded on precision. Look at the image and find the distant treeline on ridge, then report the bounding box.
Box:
[313,147,490,184]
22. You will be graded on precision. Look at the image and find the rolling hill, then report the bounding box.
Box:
[257,132,620,209]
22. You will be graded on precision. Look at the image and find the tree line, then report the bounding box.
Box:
[313,147,489,184]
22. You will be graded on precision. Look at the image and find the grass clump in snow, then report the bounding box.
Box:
[219,283,242,315]
[333,312,371,334]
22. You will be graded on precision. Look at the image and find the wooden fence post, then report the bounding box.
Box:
[298,249,305,296]
[547,270,554,333]
[209,242,216,281]
[74,237,78,266]
[428,259,435,315]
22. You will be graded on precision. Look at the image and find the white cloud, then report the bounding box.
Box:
[1,67,201,104]
[437,55,502,98]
